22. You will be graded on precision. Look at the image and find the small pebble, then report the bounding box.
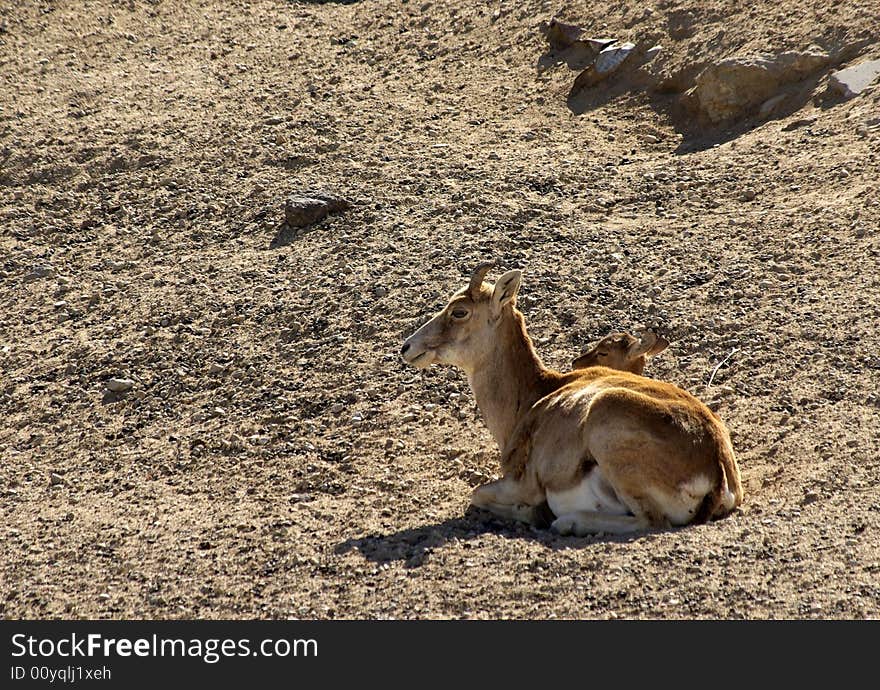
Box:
[802,491,820,505]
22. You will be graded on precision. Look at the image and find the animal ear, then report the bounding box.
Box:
[627,331,657,359]
[491,270,522,314]
[647,335,669,356]
[628,331,668,358]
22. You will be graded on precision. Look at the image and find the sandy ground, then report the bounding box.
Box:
[2,0,880,619]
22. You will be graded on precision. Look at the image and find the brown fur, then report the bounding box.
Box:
[401,266,743,534]
[572,331,669,375]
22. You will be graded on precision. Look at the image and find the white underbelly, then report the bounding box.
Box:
[546,467,630,517]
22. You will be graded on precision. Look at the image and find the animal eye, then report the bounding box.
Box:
[597,351,609,357]
[451,308,469,319]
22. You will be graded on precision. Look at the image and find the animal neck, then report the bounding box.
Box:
[467,309,558,450]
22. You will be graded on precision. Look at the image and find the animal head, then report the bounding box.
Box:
[571,330,668,375]
[400,261,523,374]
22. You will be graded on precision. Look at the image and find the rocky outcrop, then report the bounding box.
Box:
[539,18,655,91]
[688,50,830,123]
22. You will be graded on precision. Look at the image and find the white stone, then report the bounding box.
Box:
[829,58,880,99]
[595,42,636,74]
[106,378,134,392]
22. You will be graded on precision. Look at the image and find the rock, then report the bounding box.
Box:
[572,42,636,90]
[373,286,388,298]
[105,378,134,393]
[829,58,880,99]
[689,49,830,123]
[284,191,350,228]
[208,362,226,375]
[802,491,820,506]
[538,18,584,50]
[49,472,66,486]
[24,265,54,281]
[586,38,618,53]
[645,45,662,61]
[759,93,787,117]
[739,188,757,202]
[538,20,618,72]
[782,117,816,131]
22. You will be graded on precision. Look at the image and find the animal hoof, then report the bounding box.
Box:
[551,516,576,536]
[464,504,486,519]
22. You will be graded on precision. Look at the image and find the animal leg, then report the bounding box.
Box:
[551,511,652,536]
[471,475,544,526]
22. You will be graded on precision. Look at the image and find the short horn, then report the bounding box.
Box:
[469,261,495,298]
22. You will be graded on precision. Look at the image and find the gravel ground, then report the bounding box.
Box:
[2,0,879,619]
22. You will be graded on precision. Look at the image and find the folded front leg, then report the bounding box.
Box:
[470,475,545,526]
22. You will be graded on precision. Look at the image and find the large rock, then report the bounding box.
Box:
[284,191,350,228]
[829,58,880,99]
[689,49,830,123]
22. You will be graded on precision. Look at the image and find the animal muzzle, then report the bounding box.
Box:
[400,339,435,368]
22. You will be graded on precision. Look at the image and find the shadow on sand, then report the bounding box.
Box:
[335,506,653,568]
[565,69,846,155]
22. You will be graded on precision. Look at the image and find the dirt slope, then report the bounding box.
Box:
[2,0,879,619]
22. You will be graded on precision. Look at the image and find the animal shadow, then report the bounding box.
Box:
[335,506,647,568]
